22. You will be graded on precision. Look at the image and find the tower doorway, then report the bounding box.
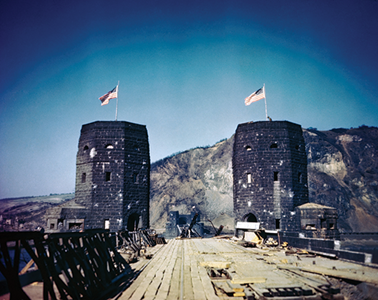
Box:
[127,213,141,231]
[245,213,257,223]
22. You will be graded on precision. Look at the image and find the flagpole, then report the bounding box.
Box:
[264,84,268,120]
[115,81,119,121]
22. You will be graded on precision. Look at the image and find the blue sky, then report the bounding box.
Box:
[1,0,377,199]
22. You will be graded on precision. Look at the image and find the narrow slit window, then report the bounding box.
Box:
[81,173,86,183]
[104,219,110,230]
[105,172,111,182]
[274,172,279,182]
[298,172,302,183]
[247,173,252,183]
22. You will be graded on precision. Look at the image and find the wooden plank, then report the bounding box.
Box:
[199,239,220,253]
[199,261,231,269]
[230,277,266,284]
[119,240,174,299]
[227,281,244,292]
[19,259,35,275]
[206,239,241,254]
[299,265,378,285]
[189,239,221,300]
[154,240,179,300]
[183,240,194,300]
[191,239,208,253]
[130,240,177,300]
[145,240,178,298]
[186,238,196,255]
[192,239,217,254]
[143,260,169,299]
[198,263,220,300]
[212,281,234,295]
[166,245,182,300]
[191,257,207,300]
[127,244,165,272]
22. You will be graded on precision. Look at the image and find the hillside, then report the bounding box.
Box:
[0,194,74,231]
[305,126,378,231]
[150,126,378,232]
[150,138,234,232]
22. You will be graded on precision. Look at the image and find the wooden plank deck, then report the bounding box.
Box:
[4,237,376,299]
[118,237,378,300]
[119,238,222,300]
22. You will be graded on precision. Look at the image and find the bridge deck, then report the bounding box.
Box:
[2,237,377,299]
[118,237,378,300]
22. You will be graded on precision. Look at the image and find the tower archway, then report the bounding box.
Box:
[244,213,257,223]
[127,213,141,231]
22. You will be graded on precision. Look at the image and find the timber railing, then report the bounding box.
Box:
[0,229,137,300]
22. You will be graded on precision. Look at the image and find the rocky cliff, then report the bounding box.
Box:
[305,126,378,232]
[150,126,378,233]
[150,138,235,232]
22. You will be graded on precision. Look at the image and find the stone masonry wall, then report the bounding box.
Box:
[233,121,308,231]
[74,121,150,231]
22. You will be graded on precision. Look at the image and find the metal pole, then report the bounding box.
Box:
[115,97,118,121]
[264,84,268,120]
[115,81,119,121]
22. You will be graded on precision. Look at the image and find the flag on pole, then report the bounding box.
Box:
[245,86,265,106]
[99,85,118,106]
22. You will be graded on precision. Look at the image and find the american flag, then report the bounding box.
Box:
[99,85,118,106]
[245,86,265,106]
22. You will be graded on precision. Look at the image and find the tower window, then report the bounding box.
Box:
[274,172,279,181]
[104,219,110,230]
[245,146,252,151]
[83,145,89,152]
[298,172,303,183]
[81,173,86,183]
[133,173,138,183]
[270,143,278,149]
[275,219,280,229]
[105,144,114,149]
[105,172,111,182]
[247,173,252,183]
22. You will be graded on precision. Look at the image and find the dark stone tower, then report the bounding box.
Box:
[233,121,308,231]
[75,121,150,231]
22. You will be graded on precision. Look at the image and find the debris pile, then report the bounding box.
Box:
[117,229,166,263]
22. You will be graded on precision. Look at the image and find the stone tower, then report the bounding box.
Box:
[74,121,150,232]
[233,121,308,231]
